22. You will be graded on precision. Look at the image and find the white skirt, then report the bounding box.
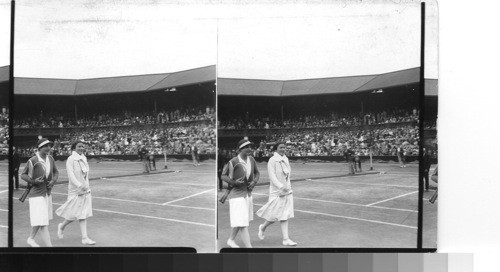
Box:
[229,195,253,227]
[56,193,93,220]
[29,194,53,227]
[256,194,294,221]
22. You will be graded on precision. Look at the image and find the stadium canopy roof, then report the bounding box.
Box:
[0,65,9,83]
[425,79,438,96]
[218,67,435,97]
[14,65,215,96]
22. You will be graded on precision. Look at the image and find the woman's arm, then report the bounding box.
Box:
[267,158,285,190]
[252,157,260,183]
[431,166,438,183]
[66,157,83,188]
[285,157,291,183]
[51,159,59,183]
[20,160,35,185]
[221,162,235,186]
[47,158,59,189]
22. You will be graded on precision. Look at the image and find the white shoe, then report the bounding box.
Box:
[227,239,240,248]
[82,237,96,245]
[27,238,40,247]
[57,223,64,239]
[258,224,265,240]
[282,239,297,246]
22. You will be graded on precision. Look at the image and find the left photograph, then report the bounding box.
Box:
[0,0,11,246]
[12,1,217,251]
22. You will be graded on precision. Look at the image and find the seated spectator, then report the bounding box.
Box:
[14,106,215,129]
[219,106,420,130]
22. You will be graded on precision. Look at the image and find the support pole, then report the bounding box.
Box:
[164,147,168,169]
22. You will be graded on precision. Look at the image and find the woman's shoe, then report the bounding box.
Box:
[227,239,240,248]
[82,237,96,245]
[57,223,64,239]
[27,238,40,247]
[282,239,297,246]
[258,224,265,240]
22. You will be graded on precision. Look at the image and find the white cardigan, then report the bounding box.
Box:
[267,152,292,198]
[66,151,90,196]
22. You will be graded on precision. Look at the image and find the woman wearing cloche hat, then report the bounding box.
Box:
[20,138,59,247]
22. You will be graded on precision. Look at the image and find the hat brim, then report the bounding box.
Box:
[38,139,53,149]
[238,141,254,150]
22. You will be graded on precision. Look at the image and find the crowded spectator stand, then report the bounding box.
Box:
[0,107,8,156]
[218,68,438,165]
[13,66,216,162]
[14,109,216,162]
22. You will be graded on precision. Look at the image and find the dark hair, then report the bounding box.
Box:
[273,142,285,151]
[71,140,85,151]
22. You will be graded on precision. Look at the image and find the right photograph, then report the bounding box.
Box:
[217,1,437,249]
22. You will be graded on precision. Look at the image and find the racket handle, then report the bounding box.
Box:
[219,187,233,204]
[19,185,32,203]
[429,190,438,204]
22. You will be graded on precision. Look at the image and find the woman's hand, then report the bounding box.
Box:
[78,184,90,195]
[247,181,257,190]
[233,177,246,187]
[33,177,45,184]
[46,180,55,189]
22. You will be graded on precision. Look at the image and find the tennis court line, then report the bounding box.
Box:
[162,189,214,205]
[309,179,418,189]
[382,173,419,177]
[51,201,214,228]
[0,184,8,187]
[0,208,8,212]
[251,192,417,213]
[366,191,418,206]
[0,225,7,229]
[109,177,214,188]
[253,203,417,229]
[49,191,215,211]
[0,190,8,194]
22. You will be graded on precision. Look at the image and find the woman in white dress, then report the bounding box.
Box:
[256,143,297,246]
[55,141,96,245]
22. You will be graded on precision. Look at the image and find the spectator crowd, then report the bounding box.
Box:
[15,104,216,157]
[219,108,419,130]
[0,106,8,155]
[14,106,215,128]
[17,122,216,157]
[220,124,420,159]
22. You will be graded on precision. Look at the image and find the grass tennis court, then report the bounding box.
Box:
[217,161,437,249]
[11,159,216,252]
[0,161,8,247]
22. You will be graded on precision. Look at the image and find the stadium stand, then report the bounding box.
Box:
[217,68,438,163]
[13,66,216,160]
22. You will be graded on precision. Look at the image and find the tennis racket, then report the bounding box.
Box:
[19,162,46,203]
[429,189,438,204]
[219,162,247,204]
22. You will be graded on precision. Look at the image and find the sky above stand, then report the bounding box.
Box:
[0,0,10,67]
[8,0,437,79]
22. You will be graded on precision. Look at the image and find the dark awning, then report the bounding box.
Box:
[0,66,9,82]
[148,66,216,90]
[217,78,284,96]
[425,79,438,96]
[218,67,422,97]
[14,65,215,96]
[15,78,77,95]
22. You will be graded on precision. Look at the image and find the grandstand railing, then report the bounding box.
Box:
[1,154,439,165]
[218,121,417,137]
[13,119,213,136]
[4,154,215,163]
[253,155,420,163]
